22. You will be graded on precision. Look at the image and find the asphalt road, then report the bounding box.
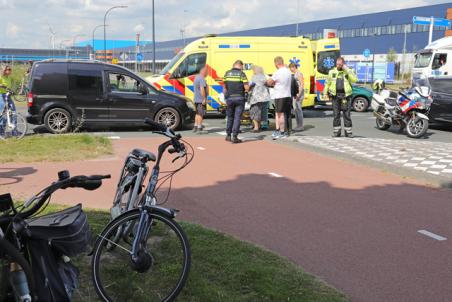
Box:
[17,102,452,143]
[33,110,452,143]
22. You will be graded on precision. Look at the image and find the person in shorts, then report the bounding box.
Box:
[193,66,208,133]
[267,56,292,139]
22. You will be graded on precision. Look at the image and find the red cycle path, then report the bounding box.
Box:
[3,137,452,302]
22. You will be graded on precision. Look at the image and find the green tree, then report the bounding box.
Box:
[387,48,398,63]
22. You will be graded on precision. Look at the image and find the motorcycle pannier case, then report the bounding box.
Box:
[25,204,91,302]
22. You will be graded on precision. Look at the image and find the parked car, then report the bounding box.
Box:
[26,60,195,134]
[428,76,452,125]
[351,85,373,112]
[315,84,373,112]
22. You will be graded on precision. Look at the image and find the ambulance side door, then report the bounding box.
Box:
[170,52,207,98]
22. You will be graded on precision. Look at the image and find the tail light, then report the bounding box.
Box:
[27,92,33,107]
[310,76,315,94]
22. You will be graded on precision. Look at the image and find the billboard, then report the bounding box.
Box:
[346,61,395,83]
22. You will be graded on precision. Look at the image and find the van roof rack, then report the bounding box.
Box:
[40,59,104,63]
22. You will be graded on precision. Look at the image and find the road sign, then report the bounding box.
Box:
[363,49,371,58]
[413,16,451,27]
[112,58,119,64]
[119,52,128,61]
[136,53,143,62]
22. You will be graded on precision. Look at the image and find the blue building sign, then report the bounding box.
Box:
[347,62,395,83]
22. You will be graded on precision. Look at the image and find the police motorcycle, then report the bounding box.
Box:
[371,83,433,138]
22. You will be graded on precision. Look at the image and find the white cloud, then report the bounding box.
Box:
[134,24,145,33]
[0,0,449,48]
[5,22,20,38]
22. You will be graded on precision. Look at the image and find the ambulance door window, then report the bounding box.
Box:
[172,53,206,78]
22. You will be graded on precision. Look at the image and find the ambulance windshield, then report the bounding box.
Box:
[160,52,184,75]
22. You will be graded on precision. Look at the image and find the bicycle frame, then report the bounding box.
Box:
[114,155,149,212]
[131,139,175,260]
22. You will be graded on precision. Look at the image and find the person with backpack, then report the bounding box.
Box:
[289,62,305,131]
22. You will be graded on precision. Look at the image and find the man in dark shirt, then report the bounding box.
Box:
[223,60,249,143]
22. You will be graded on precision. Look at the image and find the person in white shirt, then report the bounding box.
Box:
[266,56,292,139]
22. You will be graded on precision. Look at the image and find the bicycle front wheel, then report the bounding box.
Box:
[91,209,191,302]
[0,239,35,301]
[0,113,27,140]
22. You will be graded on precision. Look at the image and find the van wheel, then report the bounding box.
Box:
[155,107,181,130]
[44,108,72,134]
[352,97,369,112]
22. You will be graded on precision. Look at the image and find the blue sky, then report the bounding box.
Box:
[1,0,451,48]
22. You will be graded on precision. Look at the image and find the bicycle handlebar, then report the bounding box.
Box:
[144,117,168,132]
[19,173,111,215]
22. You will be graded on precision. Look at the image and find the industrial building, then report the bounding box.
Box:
[119,3,451,76]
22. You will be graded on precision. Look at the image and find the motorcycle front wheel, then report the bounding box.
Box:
[406,116,428,138]
[375,117,390,130]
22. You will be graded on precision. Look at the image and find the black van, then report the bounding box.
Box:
[428,76,452,125]
[26,60,195,133]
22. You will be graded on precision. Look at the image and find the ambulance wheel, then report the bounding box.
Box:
[155,107,181,130]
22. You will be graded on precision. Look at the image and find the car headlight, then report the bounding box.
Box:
[186,101,195,111]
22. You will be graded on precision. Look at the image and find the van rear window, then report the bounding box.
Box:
[31,63,68,95]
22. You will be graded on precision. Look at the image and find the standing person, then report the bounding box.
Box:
[289,62,305,131]
[267,56,292,139]
[223,60,249,143]
[0,66,16,134]
[323,57,357,137]
[249,66,270,133]
[193,66,208,133]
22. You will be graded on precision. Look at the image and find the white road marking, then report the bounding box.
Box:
[268,172,283,178]
[216,131,227,136]
[417,230,447,241]
[107,136,121,140]
[197,147,206,150]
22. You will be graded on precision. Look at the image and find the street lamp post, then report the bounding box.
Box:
[92,24,106,60]
[104,5,127,62]
[152,0,156,74]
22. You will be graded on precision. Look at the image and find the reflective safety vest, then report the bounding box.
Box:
[324,67,357,97]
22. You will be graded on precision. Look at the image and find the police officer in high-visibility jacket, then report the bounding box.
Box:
[323,57,358,137]
[223,60,249,144]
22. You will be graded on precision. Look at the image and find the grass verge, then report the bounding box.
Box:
[0,134,113,163]
[37,205,347,302]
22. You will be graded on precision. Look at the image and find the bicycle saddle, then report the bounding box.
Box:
[131,148,156,162]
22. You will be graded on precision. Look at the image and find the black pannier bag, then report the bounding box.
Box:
[25,204,91,301]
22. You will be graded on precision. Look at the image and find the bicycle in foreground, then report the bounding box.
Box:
[0,171,110,301]
[0,88,27,140]
[91,118,194,302]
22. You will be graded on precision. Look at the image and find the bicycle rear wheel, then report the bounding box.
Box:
[0,113,27,140]
[0,239,35,301]
[91,209,191,302]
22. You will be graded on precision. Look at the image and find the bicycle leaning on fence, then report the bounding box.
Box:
[91,118,194,302]
[0,87,27,139]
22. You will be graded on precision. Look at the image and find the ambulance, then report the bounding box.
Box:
[147,35,341,112]
[312,38,341,105]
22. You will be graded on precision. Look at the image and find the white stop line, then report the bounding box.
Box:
[417,229,447,241]
[268,172,283,178]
